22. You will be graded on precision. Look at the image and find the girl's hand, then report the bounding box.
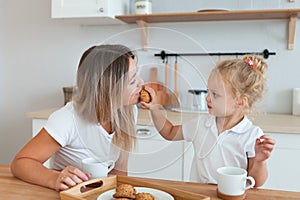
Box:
[141,86,162,110]
[55,166,91,191]
[254,135,276,162]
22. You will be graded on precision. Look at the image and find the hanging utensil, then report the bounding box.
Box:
[163,57,170,106]
[171,56,179,108]
[147,67,164,105]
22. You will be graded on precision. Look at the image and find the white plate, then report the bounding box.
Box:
[97,187,174,200]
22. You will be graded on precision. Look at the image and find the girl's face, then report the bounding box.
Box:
[123,57,144,105]
[206,72,238,117]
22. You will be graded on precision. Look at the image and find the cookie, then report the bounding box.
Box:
[140,89,151,103]
[113,184,136,199]
[135,192,155,200]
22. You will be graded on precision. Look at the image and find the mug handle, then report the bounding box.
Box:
[245,176,255,190]
[106,160,115,173]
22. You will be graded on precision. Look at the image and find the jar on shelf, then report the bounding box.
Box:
[135,0,152,14]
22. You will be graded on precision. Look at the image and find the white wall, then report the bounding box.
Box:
[0,0,300,164]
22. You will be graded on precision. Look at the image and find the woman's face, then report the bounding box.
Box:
[206,72,238,117]
[123,57,144,105]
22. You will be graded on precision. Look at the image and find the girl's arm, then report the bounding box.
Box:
[141,86,183,141]
[247,135,275,187]
[10,128,90,191]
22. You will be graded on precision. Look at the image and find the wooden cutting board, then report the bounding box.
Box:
[145,67,164,106]
[60,176,211,200]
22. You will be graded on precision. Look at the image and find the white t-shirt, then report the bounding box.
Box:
[183,115,263,184]
[44,102,138,171]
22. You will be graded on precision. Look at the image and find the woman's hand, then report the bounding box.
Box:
[255,135,276,162]
[54,166,91,191]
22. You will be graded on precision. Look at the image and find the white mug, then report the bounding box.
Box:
[81,157,115,179]
[217,166,255,196]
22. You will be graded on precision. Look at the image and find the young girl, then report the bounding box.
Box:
[142,55,275,187]
[11,44,144,191]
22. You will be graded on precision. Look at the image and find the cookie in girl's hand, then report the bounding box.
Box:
[139,89,151,103]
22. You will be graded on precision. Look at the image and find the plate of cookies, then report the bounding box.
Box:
[97,184,174,200]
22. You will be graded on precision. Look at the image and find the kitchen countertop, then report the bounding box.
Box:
[26,107,300,134]
[1,164,300,200]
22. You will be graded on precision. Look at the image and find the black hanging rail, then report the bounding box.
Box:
[154,49,276,61]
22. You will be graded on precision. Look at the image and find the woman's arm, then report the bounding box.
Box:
[141,86,183,141]
[10,128,90,191]
[247,135,275,187]
[110,151,129,176]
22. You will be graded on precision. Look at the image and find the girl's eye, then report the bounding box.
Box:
[212,92,218,98]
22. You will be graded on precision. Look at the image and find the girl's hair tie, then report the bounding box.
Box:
[244,57,256,69]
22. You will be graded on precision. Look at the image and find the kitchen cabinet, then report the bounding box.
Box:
[261,132,300,192]
[116,9,300,50]
[183,141,194,182]
[128,125,184,181]
[32,119,47,137]
[51,0,129,25]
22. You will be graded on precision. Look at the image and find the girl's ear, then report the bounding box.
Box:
[236,95,247,108]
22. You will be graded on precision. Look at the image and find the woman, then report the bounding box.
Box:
[11,44,144,191]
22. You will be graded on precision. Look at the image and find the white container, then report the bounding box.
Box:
[188,89,208,111]
[292,88,300,115]
[135,0,152,14]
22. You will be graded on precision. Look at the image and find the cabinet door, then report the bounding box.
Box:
[51,0,128,18]
[261,133,300,192]
[32,119,47,137]
[128,125,184,181]
[183,141,194,182]
[52,0,104,18]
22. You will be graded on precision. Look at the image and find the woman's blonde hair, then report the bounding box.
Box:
[73,44,136,153]
[214,55,268,114]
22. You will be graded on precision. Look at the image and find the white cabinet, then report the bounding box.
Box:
[32,119,47,137]
[183,141,194,182]
[261,132,300,192]
[51,0,130,24]
[128,125,184,181]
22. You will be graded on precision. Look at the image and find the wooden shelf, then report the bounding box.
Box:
[116,9,300,50]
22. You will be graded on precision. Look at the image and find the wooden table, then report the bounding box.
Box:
[1,164,299,200]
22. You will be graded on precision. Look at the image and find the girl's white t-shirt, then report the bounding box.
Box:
[44,102,137,171]
[183,115,263,184]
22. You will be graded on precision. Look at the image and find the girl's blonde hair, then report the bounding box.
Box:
[214,55,268,114]
[73,44,136,153]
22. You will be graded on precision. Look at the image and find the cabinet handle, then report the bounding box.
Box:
[136,128,151,136]
[99,7,104,13]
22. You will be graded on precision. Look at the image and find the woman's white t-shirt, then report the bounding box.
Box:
[44,102,137,171]
[182,115,263,184]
